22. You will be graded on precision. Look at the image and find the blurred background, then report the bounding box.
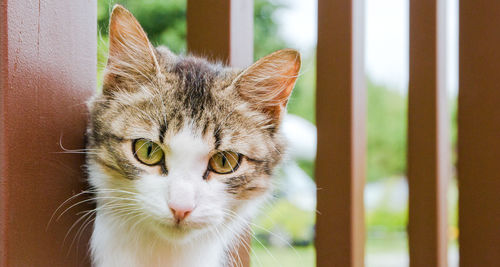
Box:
[97,0,459,266]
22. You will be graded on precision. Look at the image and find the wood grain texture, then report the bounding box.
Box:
[0,0,96,266]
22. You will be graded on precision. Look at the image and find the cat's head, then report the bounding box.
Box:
[87,5,300,242]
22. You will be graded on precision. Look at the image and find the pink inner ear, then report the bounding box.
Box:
[274,60,301,106]
[256,67,299,120]
[103,5,162,93]
[237,49,301,121]
[108,5,152,60]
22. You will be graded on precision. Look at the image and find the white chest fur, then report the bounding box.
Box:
[91,212,232,267]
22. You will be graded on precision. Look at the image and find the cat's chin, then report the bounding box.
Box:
[150,220,211,243]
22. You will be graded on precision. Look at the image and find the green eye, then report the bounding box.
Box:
[209,151,241,174]
[133,139,164,165]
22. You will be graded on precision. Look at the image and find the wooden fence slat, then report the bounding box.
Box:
[187,0,253,68]
[187,1,253,266]
[458,1,500,266]
[0,0,96,266]
[408,0,449,266]
[316,0,365,266]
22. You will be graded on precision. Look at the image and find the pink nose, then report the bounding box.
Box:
[168,203,194,222]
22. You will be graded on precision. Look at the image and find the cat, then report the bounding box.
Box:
[86,4,300,267]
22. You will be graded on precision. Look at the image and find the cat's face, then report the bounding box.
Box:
[86,5,300,242]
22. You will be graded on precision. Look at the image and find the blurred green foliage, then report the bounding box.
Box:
[253,0,288,59]
[98,0,186,53]
[255,199,315,244]
[366,179,408,233]
[251,244,315,267]
[367,82,407,181]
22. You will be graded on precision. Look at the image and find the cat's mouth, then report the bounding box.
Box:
[150,219,212,242]
[160,219,209,232]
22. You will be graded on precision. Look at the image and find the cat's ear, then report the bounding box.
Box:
[103,5,161,93]
[234,49,301,123]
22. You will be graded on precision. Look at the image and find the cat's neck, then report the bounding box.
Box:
[91,211,245,267]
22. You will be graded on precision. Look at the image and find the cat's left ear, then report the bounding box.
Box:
[103,5,162,93]
[234,49,301,123]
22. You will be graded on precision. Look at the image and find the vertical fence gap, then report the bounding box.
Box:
[316,0,366,266]
[187,1,254,266]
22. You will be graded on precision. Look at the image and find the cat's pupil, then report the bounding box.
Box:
[147,143,152,158]
[222,156,226,167]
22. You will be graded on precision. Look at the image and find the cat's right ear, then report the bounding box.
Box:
[103,5,162,94]
[234,49,301,124]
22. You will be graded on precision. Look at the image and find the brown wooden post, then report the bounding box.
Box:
[458,1,500,266]
[316,0,365,266]
[0,0,96,266]
[187,1,253,266]
[408,0,449,266]
[187,0,253,68]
